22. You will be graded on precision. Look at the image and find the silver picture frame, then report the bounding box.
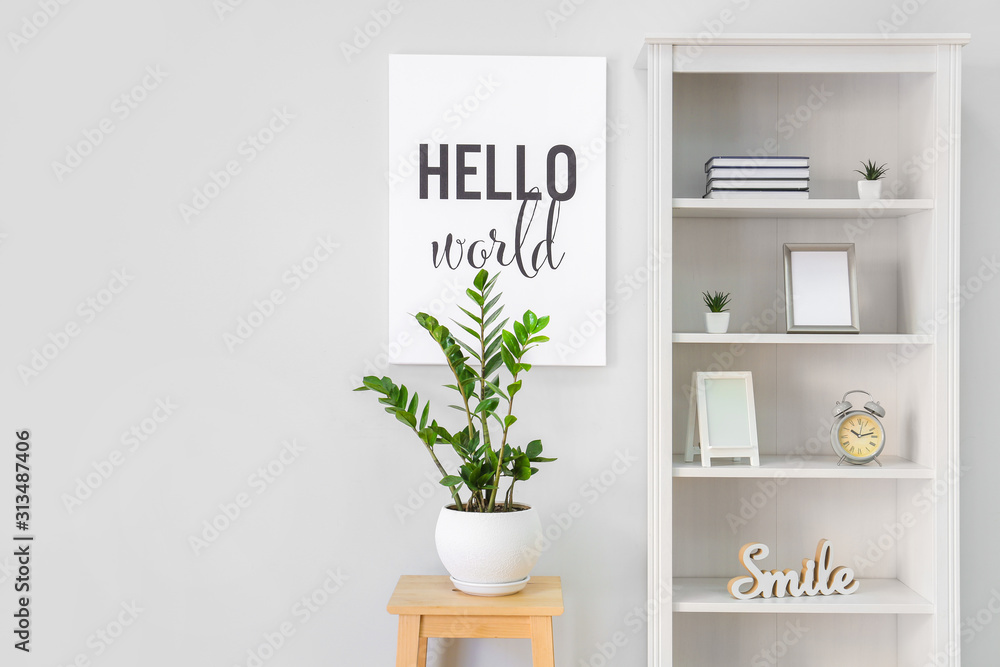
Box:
[783,243,860,333]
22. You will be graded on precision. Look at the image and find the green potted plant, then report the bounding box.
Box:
[355,269,555,595]
[702,290,732,334]
[855,159,888,200]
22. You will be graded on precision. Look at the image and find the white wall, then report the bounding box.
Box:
[1,1,997,665]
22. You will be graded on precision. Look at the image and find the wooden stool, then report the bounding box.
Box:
[387,575,564,667]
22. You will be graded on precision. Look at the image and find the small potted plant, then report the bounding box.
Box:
[355,269,555,596]
[855,159,888,200]
[702,290,732,334]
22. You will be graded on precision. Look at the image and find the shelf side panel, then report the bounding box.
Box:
[931,42,963,665]
[647,42,674,667]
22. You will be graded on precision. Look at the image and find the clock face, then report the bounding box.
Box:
[835,413,884,461]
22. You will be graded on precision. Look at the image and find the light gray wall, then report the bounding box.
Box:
[1,0,997,665]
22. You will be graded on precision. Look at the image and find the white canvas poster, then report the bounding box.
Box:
[388,55,607,365]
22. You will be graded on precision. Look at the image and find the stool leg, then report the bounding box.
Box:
[529,616,555,667]
[396,615,422,667]
[417,637,428,667]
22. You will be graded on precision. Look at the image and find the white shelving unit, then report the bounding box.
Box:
[638,35,967,666]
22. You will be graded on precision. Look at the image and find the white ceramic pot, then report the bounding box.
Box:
[435,504,542,593]
[857,179,883,200]
[704,312,730,334]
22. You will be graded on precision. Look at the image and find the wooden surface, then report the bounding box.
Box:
[388,575,563,667]
[387,575,564,616]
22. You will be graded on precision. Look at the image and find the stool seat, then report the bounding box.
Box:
[387,575,564,666]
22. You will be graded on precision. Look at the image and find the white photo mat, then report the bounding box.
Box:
[784,243,860,333]
[685,371,760,467]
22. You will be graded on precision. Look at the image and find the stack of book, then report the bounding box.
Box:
[703,156,810,199]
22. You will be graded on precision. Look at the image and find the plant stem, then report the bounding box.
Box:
[439,345,478,504]
[477,297,493,453]
[411,425,464,511]
[486,365,521,512]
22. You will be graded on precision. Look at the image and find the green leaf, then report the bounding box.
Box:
[502,329,522,357]
[500,346,517,375]
[521,362,532,372]
[419,402,430,430]
[432,324,450,341]
[526,335,550,345]
[457,305,482,325]
[513,320,528,345]
[418,427,436,447]
[512,453,532,481]
[523,310,538,331]
[485,318,509,345]
[483,292,502,316]
[508,380,522,398]
[483,306,505,331]
[473,269,489,292]
[484,352,503,378]
[465,288,485,307]
[456,338,482,363]
[484,446,498,468]
[483,271,500,294]
[462,380,478,398]
[526,440,542,458]
[440,475,463,487]
[356,375,384,392]
[453,320,481,342]
[473,397,500,414]
[394,410,416,428]
[536,315,550,331]
[504,415,518,429]
[407,392,419,415]
[483,380,509,401]
[415,313,439,330]
[485,335,504,361]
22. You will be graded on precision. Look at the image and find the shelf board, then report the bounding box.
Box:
[672,455,932,479]
[672,333,933,345]
[672,198,934,219]
[673,578,933,614]
[643,34,972,47]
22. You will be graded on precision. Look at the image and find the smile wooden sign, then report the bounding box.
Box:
[727,539,860,600]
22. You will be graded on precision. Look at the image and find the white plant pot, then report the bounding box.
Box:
[857,179,883,200]
[435,504,542,595]
[704,312,730,334]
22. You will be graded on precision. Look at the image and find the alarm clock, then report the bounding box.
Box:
[830,390,886,467]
